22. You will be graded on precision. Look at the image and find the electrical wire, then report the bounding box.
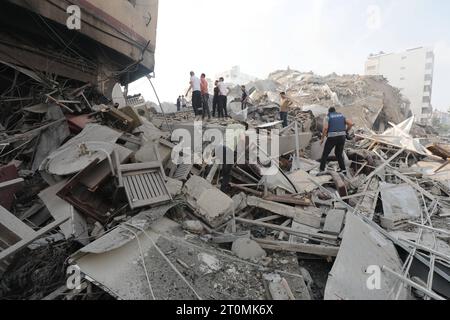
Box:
[119,225,156,300]
[124,223,203,300]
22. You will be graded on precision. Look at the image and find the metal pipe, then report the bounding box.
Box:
[382,266,445,301]
[407,222,450,237]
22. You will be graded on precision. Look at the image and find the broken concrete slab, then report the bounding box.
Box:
[166,177,183,197]
[288,170,331,194]
[183,176,234,228]
[231,238,267,262]
[246,196,322,228]
[323,210,346,235]
[71,217,305,300]
[324,212,409,300]
[182,220,205,234]
[380,214,410,231]
[135,140,172,166]
[380,183,421,219]
[232,192,248,213]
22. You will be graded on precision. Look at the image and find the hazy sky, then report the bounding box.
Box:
[129,0,450,111]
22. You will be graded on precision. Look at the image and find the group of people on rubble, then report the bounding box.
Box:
[183,71,249,120]
[180,72,353,192]
[176,95,187,112]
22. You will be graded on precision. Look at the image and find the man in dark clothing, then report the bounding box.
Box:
[241,85,248,110]
[176,96,181,112]
[320,107,353,173]
[212,80,220,117]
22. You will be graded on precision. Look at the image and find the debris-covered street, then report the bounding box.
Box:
[0,0,449,303]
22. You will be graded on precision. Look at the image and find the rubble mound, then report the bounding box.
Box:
[247,69,410,131]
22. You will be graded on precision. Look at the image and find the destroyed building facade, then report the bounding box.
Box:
[0,1,449,302]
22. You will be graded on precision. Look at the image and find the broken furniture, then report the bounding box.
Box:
[115,145,172,210]
[0,205,70,271]
[56,160,115,224]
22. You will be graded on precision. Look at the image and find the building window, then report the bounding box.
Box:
[424,74,433,81]
[400,67,406,70]
[401,56,407,60]
[366,65,376,71]
[425,63,433,70]
[424,85,432,92]
[422,96,431,103]
[426,52,434,59]
[400,77,405,81]
[422,107,432,115]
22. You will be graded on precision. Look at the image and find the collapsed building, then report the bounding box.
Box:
[0,2,450,301]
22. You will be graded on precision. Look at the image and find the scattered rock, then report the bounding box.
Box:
[232,238,267,262]
[182,220,205,234]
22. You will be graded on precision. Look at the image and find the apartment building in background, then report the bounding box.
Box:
[365,47,435,124]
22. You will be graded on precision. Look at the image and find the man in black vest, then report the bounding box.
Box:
[320,107,353,173]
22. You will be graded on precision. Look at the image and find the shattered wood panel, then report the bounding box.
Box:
[0,205,35,242]
[79,144,133,192]
[38,181,89,245]
[57,160,113,224]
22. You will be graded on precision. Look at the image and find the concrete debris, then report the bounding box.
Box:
[323,210,346,236]
[231,238,267,262]
[182,220,205,234]
[325,213,410,300]
[1,54,449,301]
[183,176,234,228]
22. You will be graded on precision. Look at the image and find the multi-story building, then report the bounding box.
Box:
[365,47,435,124]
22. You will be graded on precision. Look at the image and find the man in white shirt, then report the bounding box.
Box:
[186,71,202,117]
[217,77,229,119]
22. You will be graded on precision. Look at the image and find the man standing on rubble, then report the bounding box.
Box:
[200,73,211,120]
[181,95,187,109]
[212,80,220,118]
[186,71,202,117]
[320,107,353,173]
[215,123,249,193]
[218,77,229,119]
[279,92,293,128]
[241,85,248,110]
[176,96,181,112]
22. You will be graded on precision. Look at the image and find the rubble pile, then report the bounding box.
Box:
[243,69,411,132]
[1,62,449,300]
